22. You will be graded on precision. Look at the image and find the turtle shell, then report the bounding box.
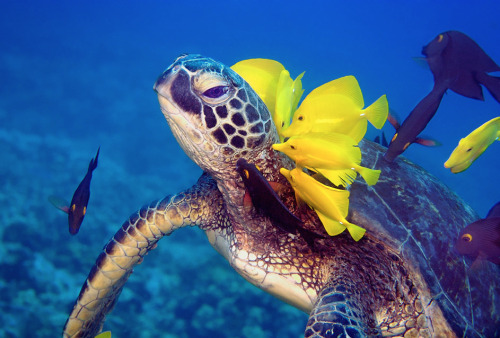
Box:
[349,139,499,336]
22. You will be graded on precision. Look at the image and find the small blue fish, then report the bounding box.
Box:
[455,202,500,266]
[49,147,100,235]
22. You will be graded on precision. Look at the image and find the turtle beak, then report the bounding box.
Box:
[153,64,181,99]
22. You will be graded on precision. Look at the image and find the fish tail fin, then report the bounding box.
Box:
[88,146,100,172]
[343,220,366,241]
[363,94,389,129]
[476,72,500,104]
[316,211,346,236]
[354,165,381,186]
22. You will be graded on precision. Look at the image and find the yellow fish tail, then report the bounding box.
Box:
[316,211,347,236]
[354,165,381,186]
[363,94,388,129]
[316,167,357,187]
[343,220,366,241]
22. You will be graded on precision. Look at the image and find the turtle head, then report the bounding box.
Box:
[154,54,278,178]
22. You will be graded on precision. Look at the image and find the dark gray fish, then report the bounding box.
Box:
[236,158,323,247]
[384,30,500,162]
[455,201,500,265]
[49,147,100,235]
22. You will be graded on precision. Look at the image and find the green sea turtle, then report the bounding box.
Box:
[62,54,499,337]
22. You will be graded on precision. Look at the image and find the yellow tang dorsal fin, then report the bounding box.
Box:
[291,72,305,113]
[306,75,364,108]
[231,59,285,115]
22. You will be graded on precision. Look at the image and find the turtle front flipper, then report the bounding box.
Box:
[305,277,380,337]
[63,173,222,338]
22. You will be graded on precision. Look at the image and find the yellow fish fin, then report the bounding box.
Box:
[275,69,294,140]
[231,59,285,115]
[291,72,305,113]
[315,210,346,236]
[308,75,364,108]
[362,94,389,129]
[346,119,367,144]
[353,165,381,186]
[328,187,350,217]
[94,331,112,338]
[316,167,357,187]
[343,220,366,241]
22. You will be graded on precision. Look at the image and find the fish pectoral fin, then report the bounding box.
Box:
[316,211,346,236]
[387,109,401,130]
[243,191,253,213]
[415,136,441,147]
[48,195,70,214]
[268,181,287,195]
[363,94,389,129]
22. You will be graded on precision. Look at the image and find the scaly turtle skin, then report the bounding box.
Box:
[63,54,499,337]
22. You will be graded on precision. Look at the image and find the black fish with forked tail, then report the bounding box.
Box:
[384,30,500,162]
[49,147,100,235]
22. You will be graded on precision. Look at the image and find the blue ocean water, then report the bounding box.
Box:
[0,1,499,337]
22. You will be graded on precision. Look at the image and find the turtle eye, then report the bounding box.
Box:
[461,233,472,242]
[203,86,229,99]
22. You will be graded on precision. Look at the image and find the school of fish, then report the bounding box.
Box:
[232,59,388,241]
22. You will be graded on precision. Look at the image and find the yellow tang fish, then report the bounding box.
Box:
[231,59,304,141]
[282,75,388,142]
[280,167,366,241]
[444,116,500,173]
[273,133,380,186]
[275,69,305,140]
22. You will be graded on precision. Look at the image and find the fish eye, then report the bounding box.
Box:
[466,148,472,152]
[298,115,304,121]
[461,233,472,242]
[290,145,296,150]
[203,86,229,99]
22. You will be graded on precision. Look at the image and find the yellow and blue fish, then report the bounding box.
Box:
[273,133,380,187]
[444,116,499,173]
[280,167,366,241]
[282,75,388,142]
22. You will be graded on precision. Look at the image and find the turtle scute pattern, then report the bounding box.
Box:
[62,54,499,338]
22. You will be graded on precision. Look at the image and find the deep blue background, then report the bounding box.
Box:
[0,1,499,337]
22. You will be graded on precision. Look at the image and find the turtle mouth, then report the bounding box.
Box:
[154,67,205,147]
